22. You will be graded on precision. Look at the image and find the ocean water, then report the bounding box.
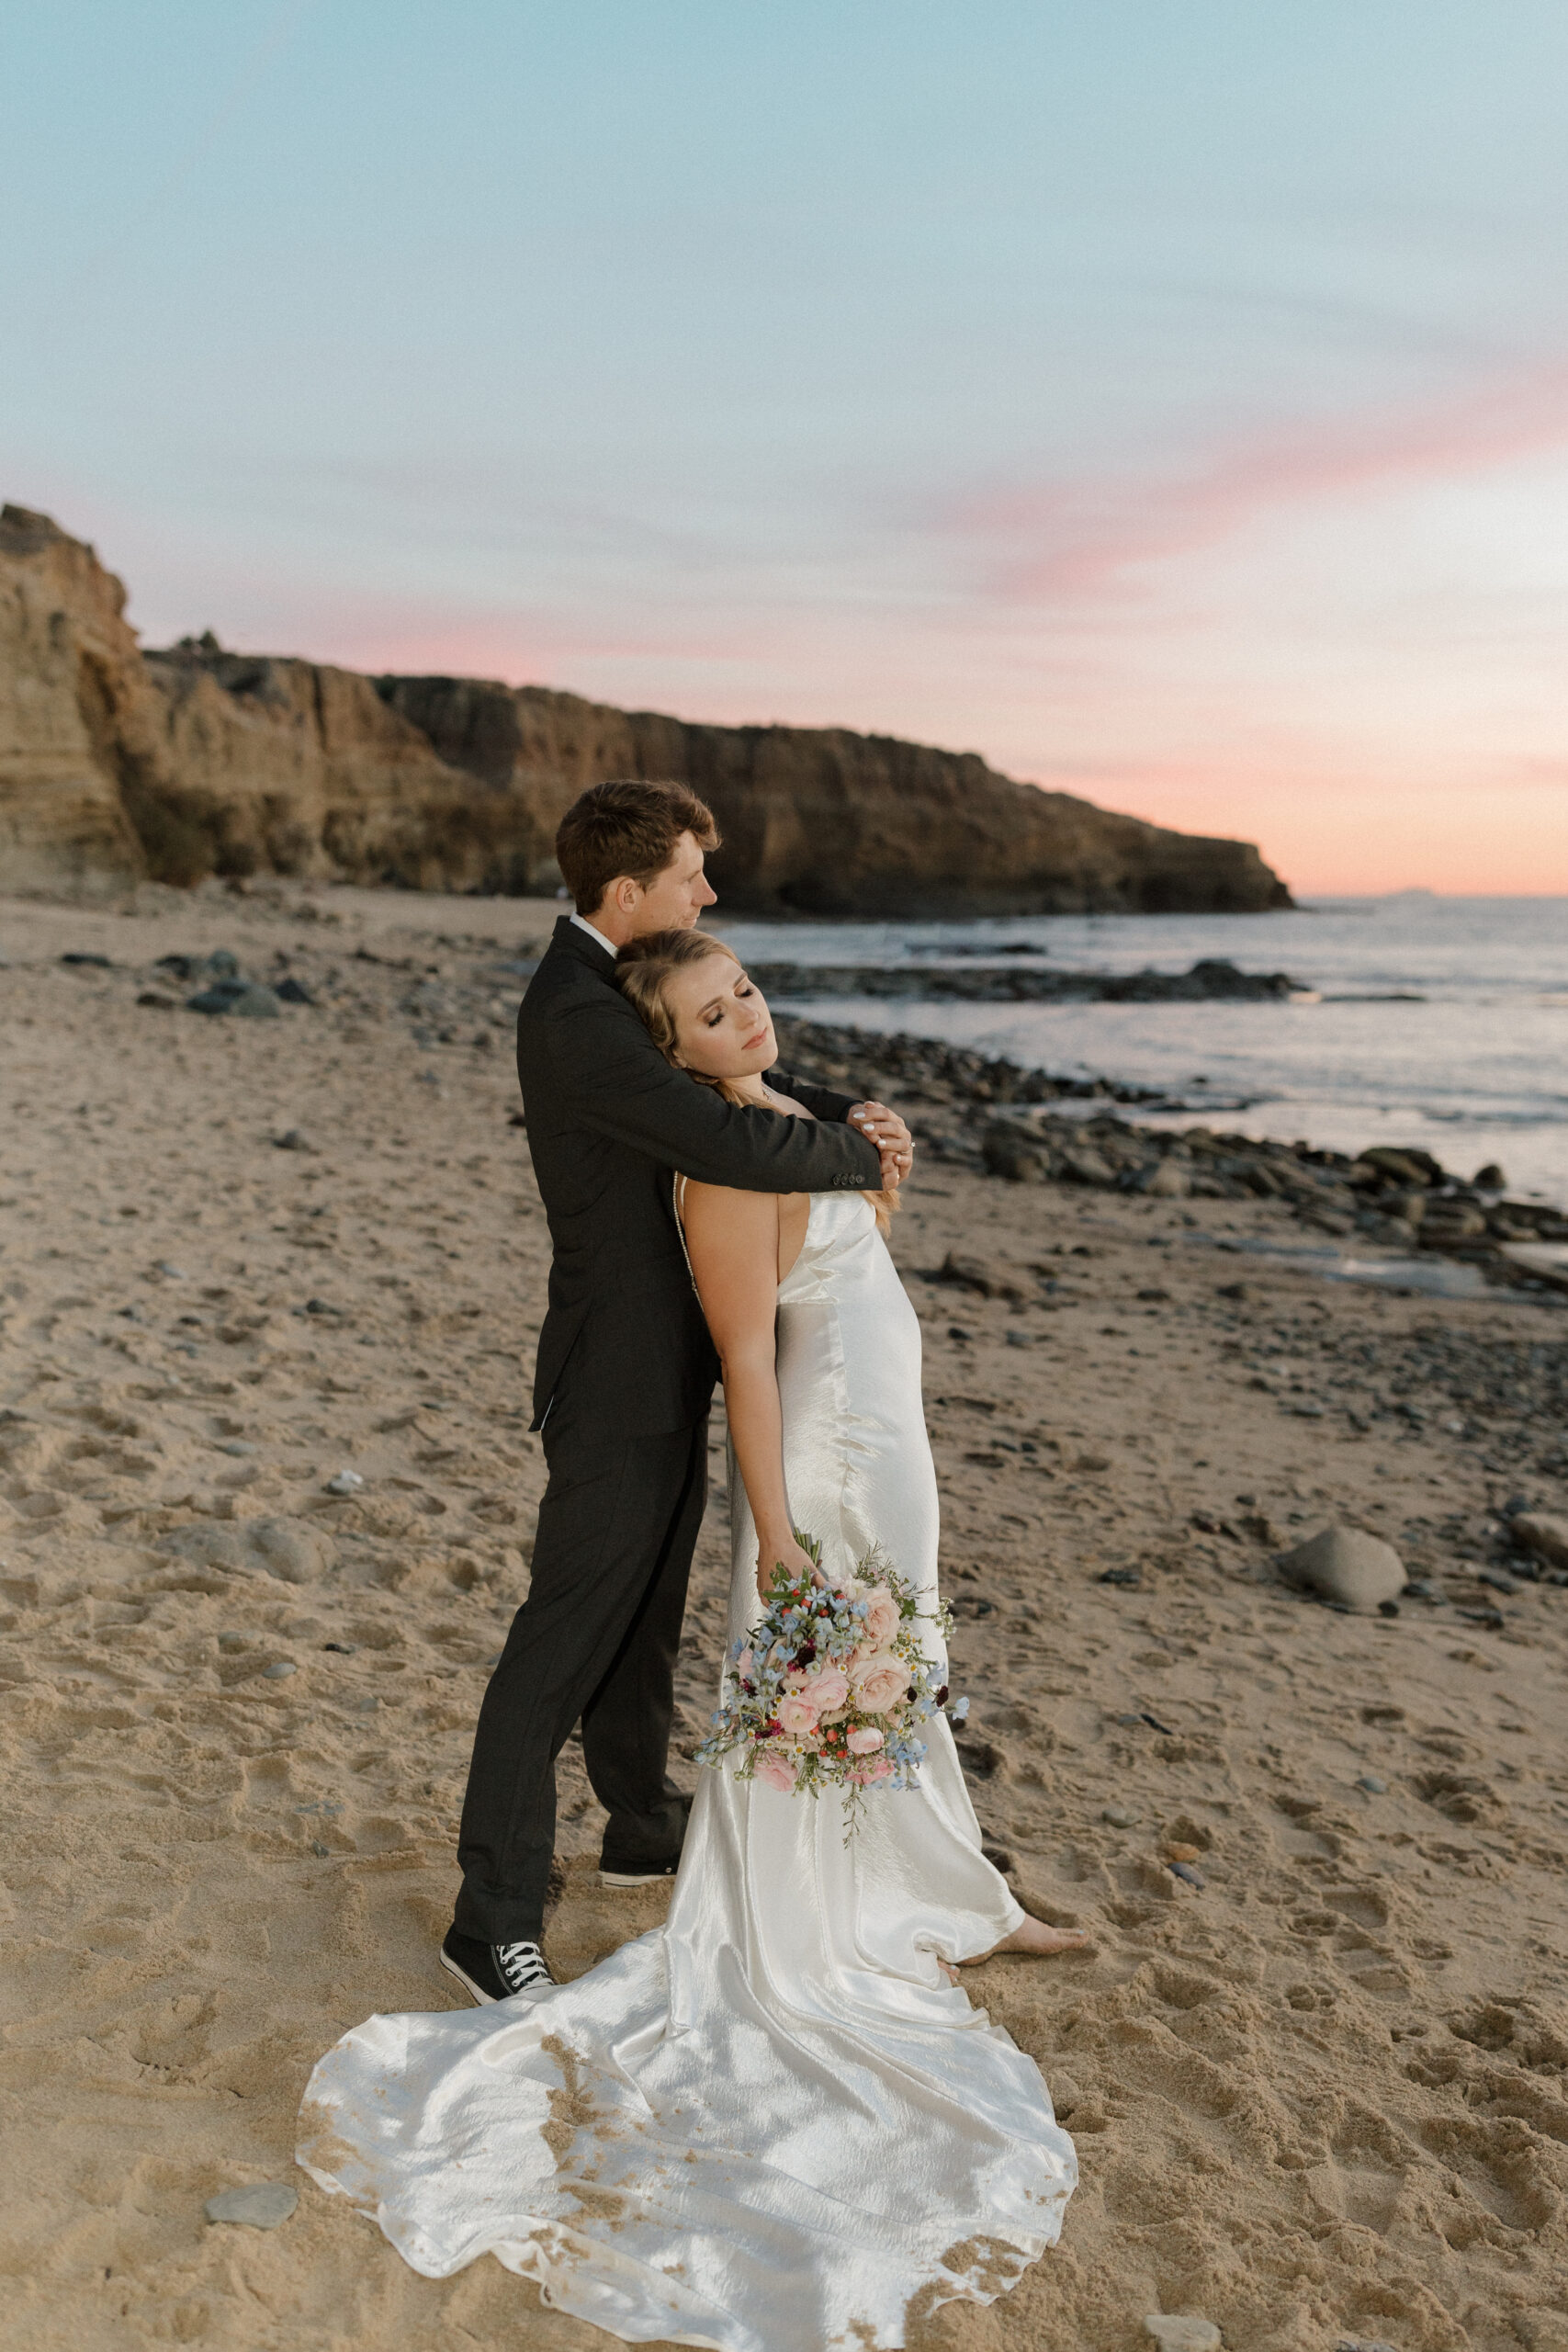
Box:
[714,896,1568,1204]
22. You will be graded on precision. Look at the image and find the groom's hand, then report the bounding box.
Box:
[848,1101,914,1188]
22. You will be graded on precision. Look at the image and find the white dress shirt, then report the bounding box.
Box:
[570,911,619,962]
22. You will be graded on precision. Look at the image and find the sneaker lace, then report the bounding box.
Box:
[494,1939,553,1994]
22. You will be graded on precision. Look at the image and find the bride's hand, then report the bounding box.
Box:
[849,1101,913,1188]
[756,1534,821,1603]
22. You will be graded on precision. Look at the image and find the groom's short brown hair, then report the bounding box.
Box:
[555,779,720,914]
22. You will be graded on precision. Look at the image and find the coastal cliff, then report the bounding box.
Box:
[382,677,1290,915]
[1,506,1291,913]
[0,505,157,892]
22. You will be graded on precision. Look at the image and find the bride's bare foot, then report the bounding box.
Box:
[964,1915,1092,1964]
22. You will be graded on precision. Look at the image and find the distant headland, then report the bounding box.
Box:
[1,504,1291,917]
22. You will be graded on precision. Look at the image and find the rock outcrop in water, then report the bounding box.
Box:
[1,505,1292,914]
[745,956,1302,1004]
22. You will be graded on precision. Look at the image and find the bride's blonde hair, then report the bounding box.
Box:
[615,928,899,1235]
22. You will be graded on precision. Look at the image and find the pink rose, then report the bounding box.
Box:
[849,1653,908,1714]
[861,1585,901,1647]
[805,1665,849,1716]
[847,1726,884,1755]
[775,1690,819,1736]
[736,1646,754,1684]
[754,1751,798,1793]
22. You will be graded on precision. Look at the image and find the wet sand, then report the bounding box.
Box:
[3,882,1566,2352]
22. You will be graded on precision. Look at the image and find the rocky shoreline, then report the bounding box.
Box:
[772,1012,1568,1297]
[31,904,1568,1303]
[750,955,1306,1004]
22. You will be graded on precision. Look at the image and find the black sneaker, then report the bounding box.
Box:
[439,1928,555,2007]
[599,1856,681,1888]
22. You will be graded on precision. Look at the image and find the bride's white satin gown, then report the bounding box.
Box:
[298,1193,1076,2350]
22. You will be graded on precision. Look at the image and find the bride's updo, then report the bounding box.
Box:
[615,928,898,1232]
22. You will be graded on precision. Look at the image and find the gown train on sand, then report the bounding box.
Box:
[298,1192,1076,2352]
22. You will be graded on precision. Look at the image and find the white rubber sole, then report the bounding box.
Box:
[439,1948,557,2007]
[600,1867,677,1887]
[437,1947,498,2006]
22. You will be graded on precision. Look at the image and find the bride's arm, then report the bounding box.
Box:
[681,1182,816,1602]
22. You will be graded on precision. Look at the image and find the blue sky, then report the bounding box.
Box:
[6,2,1568,889]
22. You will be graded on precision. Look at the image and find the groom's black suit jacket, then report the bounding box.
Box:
[517,918,881,1439]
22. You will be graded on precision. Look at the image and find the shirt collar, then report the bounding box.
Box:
[569,910,619,963]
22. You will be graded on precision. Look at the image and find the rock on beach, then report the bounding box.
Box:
[1511,1512,1568,1569]
[1275,1524,1406,1611]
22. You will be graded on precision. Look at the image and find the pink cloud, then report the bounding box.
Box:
[123,554,773,692]
[318,613,773,689]
[943,358,1568,603]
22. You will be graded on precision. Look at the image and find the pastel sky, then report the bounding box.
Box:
[5,1,1568,895]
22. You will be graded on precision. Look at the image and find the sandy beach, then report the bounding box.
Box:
[4,880,1567,2352]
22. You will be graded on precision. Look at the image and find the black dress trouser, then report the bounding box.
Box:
[453,1410,707,1945]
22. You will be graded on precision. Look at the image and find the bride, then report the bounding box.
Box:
[299,931,1083,2352]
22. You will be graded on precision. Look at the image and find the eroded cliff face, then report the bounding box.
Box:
[0,505,155,892]
[631,714,1284,916]
[142,647,508,890]
[0,508,1292,912]
[376,677,1291,914]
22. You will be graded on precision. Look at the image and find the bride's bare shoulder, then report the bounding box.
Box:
[677,1177,777,1233]
[677,1181,781,1295]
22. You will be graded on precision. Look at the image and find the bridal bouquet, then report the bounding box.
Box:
[695,1534,966,1833]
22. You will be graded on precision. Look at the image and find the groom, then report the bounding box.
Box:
[441,779,913,2004]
